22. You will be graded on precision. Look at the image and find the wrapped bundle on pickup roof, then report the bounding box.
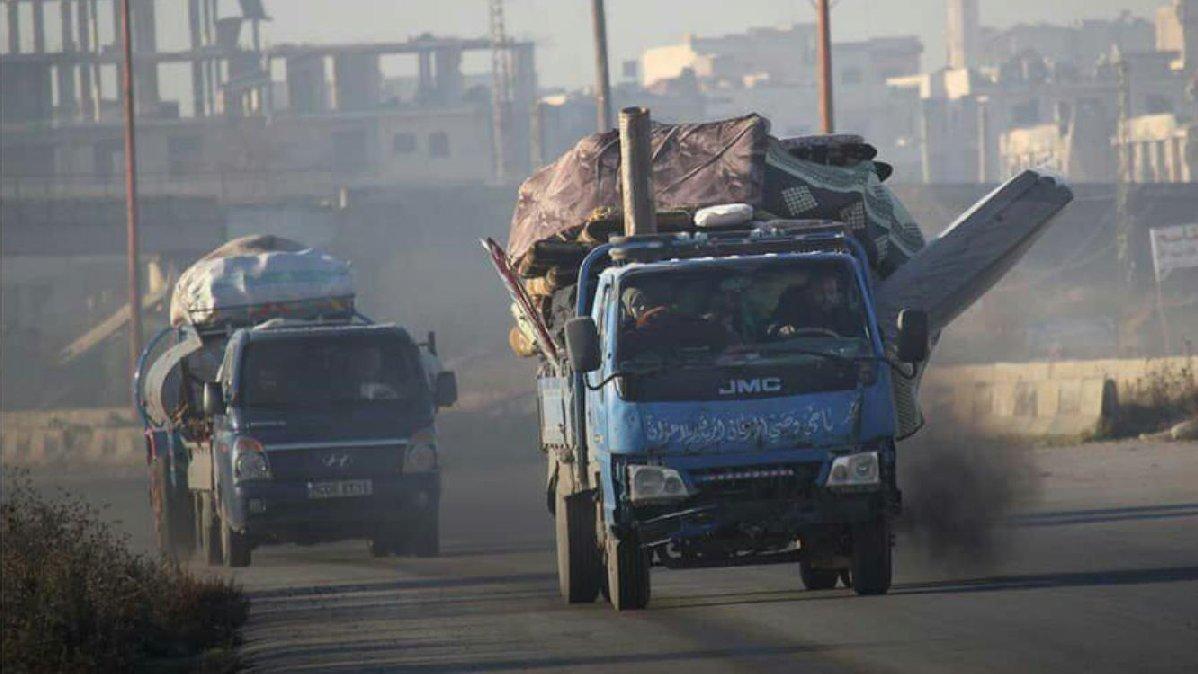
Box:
[505,114,926,357]
[147,236,355,435]
[169,234,355,328]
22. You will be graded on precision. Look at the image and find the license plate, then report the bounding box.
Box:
[307,479,373,499]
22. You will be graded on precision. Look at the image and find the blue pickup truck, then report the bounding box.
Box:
[138,318,457,567]
[530,226,929,610]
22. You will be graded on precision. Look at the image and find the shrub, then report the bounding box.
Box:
[1098,361,1198,438]
[1,471,247,672]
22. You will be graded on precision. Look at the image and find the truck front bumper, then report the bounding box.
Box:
[634,488,889,547]
[231,472,439,543]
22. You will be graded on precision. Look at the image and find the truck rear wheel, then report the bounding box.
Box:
[199,494,222,566]
[799,561,840,590]
[554,489,601,603]
[221,518,252,568]
[605,534,651,611]
[851,517,892,596]
[149,452,194,559]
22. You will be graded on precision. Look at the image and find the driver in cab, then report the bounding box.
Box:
[766,274,861,340]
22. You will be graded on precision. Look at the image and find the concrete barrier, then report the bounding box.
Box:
[1,407,145,468]
[921,356,1195,438]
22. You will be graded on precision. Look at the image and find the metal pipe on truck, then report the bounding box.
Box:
[618,106,657,236]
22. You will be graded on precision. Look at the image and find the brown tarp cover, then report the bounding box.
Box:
[508,114,771,262]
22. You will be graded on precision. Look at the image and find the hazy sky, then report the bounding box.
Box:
[249,0,1162,87]
[4,1,1160,88]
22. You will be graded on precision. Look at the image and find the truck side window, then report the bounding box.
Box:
[594,286,611,347]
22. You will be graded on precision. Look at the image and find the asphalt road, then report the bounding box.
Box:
[25,438,1198,673]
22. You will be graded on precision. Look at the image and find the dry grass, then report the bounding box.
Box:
[1098,361,1198,439]
[1,471,247,673]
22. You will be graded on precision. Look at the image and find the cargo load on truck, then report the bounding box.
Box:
[144,236,357,436]
[492,114,1071,439]
[169,234,354,329]
[504,115,928,358]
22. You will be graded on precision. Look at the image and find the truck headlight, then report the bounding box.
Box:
[628,465,693,504]
[233,437,272,481]
[404,445,437,473]
[824,451,879,490]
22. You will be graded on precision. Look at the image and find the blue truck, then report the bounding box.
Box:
[492,111,1070,611]
[138,304,456,567]
[506,225,930,610]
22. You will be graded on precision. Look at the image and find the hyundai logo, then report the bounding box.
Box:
[321,452,352,470]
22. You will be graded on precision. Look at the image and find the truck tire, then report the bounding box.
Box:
[368,524,403,557]
[199,494,222,566]
[368,534,393,558]
[605,534,651,611]
[149,454,176,557]
[554,489,601,603]
[799,561,840,590]
[221,518,252,568]
[851,517,892,596]
[411,509,440,558]
[151,453,196,558]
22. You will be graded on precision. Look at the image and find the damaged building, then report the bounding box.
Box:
[1,0,537,407]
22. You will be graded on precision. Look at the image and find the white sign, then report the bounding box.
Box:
[1149,223,1198,282]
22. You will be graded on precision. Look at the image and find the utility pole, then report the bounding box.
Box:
[815,0,834,133]
[489,0,513,181]
[976,95,990,183]
[119,0,144,377]
[1115,55,1134,287]
[590,0,613,131]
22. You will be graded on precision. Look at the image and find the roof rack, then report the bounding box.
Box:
[186,295,356,337]
[607,221,858,265]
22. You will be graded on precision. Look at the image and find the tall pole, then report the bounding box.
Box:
[619,107,657,236]
[976,95,990,183]
[816,0,834,133]
[1115,56,1134,287]
[120,0,144,377]
[590,0,613,131]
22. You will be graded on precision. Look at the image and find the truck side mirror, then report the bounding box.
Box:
[434,371,457,408]
[202,381,225,417]
[896,309,930,364]
[564,317,601,373]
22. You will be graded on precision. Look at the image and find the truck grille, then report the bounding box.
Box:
[265,443,405,481]
[690,463,820,502]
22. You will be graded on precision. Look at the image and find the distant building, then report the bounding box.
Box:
[978,14,1154,72]
[0,1,537,203]
[639,24,923,173]
[890,1,1196,184]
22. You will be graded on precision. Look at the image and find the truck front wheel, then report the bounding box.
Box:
[605,534,651,611]
[411,509,440,558]
[850,517,892,596]
[799,562,840,590]
[554,489,601,603]
[221,518,252,568]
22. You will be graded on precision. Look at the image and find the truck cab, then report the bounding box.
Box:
[543,226,928,609]
[141,319,457,567]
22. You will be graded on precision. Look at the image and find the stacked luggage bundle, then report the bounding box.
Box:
[505,114,928,359]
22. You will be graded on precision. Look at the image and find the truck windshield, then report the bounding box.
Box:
[239,334,427,409]
[616,258,870,368]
